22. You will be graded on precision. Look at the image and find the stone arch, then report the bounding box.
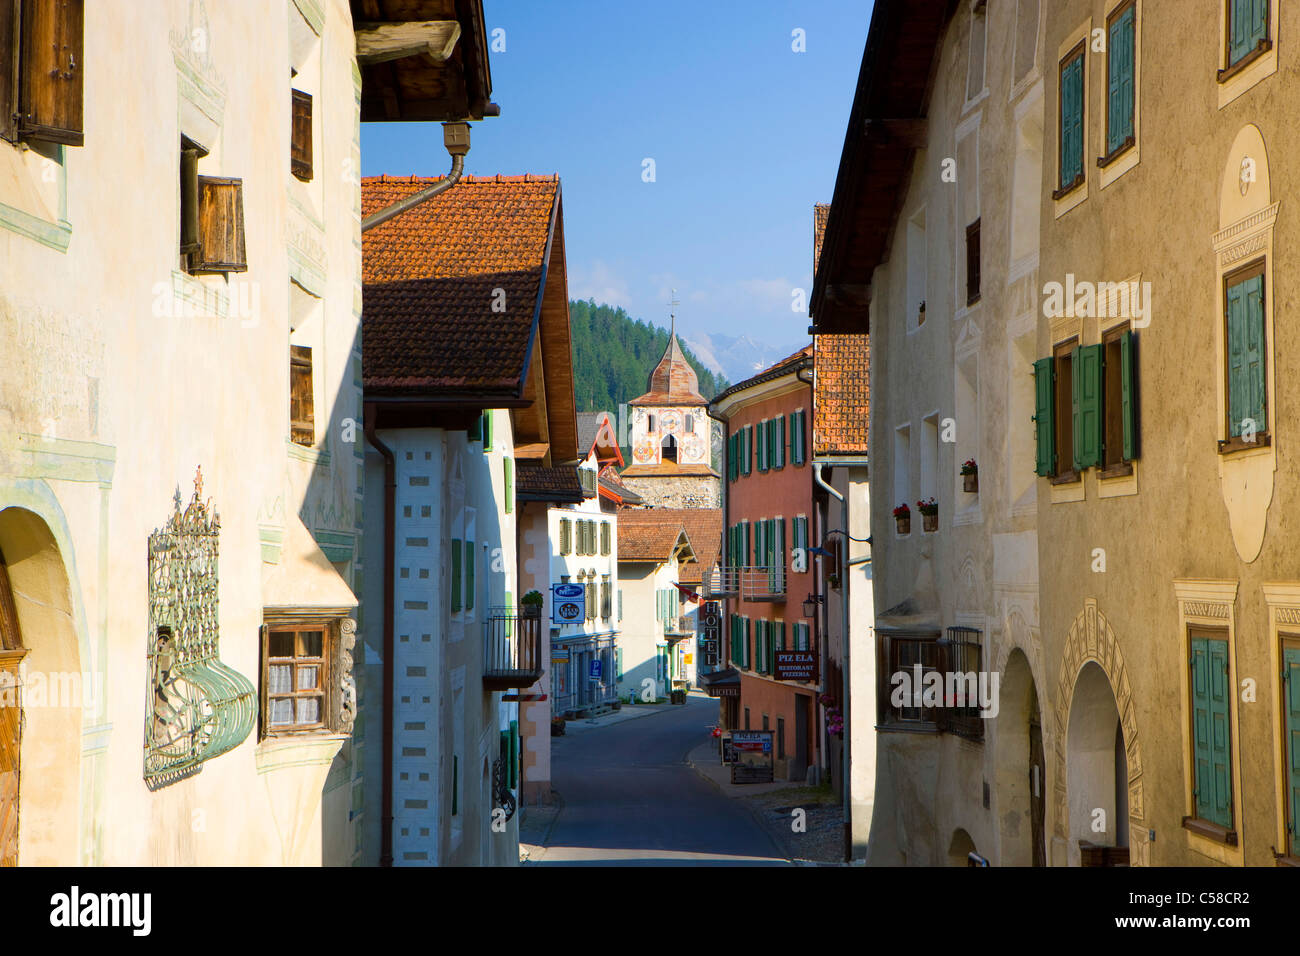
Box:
[947,827,977,866]
[0,504,84,865]
[1052,599,1146,865]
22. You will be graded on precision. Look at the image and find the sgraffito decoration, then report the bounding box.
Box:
[144,467,256,790]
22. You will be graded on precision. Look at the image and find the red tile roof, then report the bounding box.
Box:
[620,462,719,478]
[650,509,722,584]
[814,203,830,273]
[814,334,870,455]
[361,174,560,398]
[617,511,694,563]
[516,463,584,503]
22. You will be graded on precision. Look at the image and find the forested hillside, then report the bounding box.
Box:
[569,299,728,414]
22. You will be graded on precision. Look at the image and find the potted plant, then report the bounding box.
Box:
[961,458,978,493]
[521,590,544,618]
[893,503,911,535]
[917,497,939,532]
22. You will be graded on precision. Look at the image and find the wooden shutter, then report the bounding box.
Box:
[777,416,786,467]
[1072,344,1102,470]
[1107,5,1134,153]
[180,147,201,255]
[745,425,753,474]
[757,419,767,472]
[744,521,751,567]
[451,538,462,612]
[560,519,570,555]
[193,176,247,273]
[290,89,312,181]
[509,720,519,788]
[465,540,474,611]
[1120,330,1137,460]
[18,0,83,146]
[504,457,513,514]
[483,411,493,450]
[745,618,751,669]
[1059,51,1083,189]
[1229,0,1267,65]
[0,3,17,143]
[289,346,314,445]
[1191,636,1233,829]
[1226,274,1266,437]
[1284,645,1300,856]
[451,754,458,815]
[775,518,785,592]
[1034,358,1055,476]
[601,521,610,555]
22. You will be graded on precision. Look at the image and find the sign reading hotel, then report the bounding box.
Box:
[774,650,817,682]
[551,583,585,625]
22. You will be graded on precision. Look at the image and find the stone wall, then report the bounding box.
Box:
[620,476,720,510]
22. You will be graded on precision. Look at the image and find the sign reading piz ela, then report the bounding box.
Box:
[729,730,774,784]
[774,650,816,682]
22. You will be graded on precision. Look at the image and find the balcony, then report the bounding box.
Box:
[664,615,693,638]
[701,565,787,601]
[483,607,543,690]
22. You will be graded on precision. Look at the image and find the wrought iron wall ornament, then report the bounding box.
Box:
[144,468,257,790]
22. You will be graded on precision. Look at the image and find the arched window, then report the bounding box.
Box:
[662,434,678,463]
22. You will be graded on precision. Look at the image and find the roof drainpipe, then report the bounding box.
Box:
[364,404,397,867]
[813,460,852,864]
[361,121,471,233]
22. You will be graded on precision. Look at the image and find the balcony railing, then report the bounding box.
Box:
[701,565,787,601]
[483,607,543,690]
[664,615,693,637]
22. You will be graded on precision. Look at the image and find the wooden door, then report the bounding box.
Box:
[0,552,25,867]
[1029,710,1046,867]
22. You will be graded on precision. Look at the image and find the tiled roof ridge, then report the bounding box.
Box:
[362,173,560,185]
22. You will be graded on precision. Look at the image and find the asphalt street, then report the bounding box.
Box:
[537,696,791,866]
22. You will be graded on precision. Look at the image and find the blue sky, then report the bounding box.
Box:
[361,1,870,346]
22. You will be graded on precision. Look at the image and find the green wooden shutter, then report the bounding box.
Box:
[509,720,519,789]
[451,538,463,612]
[1284,646,1300,855]
[1034,357,1055,476]
[1072,344,1102,471]
[745,521,751,566]
[1191,636,1234,829]
[1060,53,1083,189]
[602,521,611,555]
[483,411,493,451]
[775,518,785,592]
[505,590,513,637]
[560,519,570,555]
[745,618,752,669]
[1229,0,1268,66]
[1107,5,1135,154]
[744,425,753,474]
[1120,330,1137,461]
[757,420,767,472]
[465,540,475,610]
[776,417,786,468]
[617,647,625,681]
[1227,274,1266,437]
[504,457,514,513]
[468,414,483,442]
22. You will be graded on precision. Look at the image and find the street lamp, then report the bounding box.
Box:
[802,593,823,619]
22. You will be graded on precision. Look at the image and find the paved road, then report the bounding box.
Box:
[538,696,790,866]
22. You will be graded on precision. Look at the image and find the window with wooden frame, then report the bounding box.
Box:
[1100,1,1136,166]
[1185,627,1236,840]
[1033,339,1079,481]
[1101,324,1138,475]
[1220,260,1268,453]
[0,0,85,147]
[290,89,312,181]
[1053,42,1086,199]
[180,138,247,275]
[1221,0,1269,78]
[262,624,330,736]
[290,345,314,446]
[1281,635,1300,860]
[879,631,944,727]
[965,218,981,305]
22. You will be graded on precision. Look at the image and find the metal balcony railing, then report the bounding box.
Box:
[701,565,787,601]
[664,615,693,637]
[483,607,543,690]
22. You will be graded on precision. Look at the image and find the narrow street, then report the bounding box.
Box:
[533,697,790,866]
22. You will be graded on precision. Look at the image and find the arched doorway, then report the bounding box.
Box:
[947,828,977,866]
[661,434,678,463]
[995,649,1046,866]
[0,507,82,866]
[0,545,28,866]
[1067,661,1128,866]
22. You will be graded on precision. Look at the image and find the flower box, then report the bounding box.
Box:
[963,473,978,493]
[895,514,911,535]
[923,512,938,532]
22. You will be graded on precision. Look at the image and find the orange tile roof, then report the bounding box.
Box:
[617,511,693,563]
[814,203,830,273]
[650,509,722,584]
[620,462,719,478]
[361,174,560,397]
[629,333,708,406]
[814,334,870,455]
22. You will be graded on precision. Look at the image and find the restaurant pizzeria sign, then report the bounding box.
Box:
[773,650,817,682]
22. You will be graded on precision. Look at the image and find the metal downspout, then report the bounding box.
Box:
[364,405,397,867]
[361,122,471,233]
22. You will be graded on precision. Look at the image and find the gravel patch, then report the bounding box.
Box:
[741,785,845,865]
